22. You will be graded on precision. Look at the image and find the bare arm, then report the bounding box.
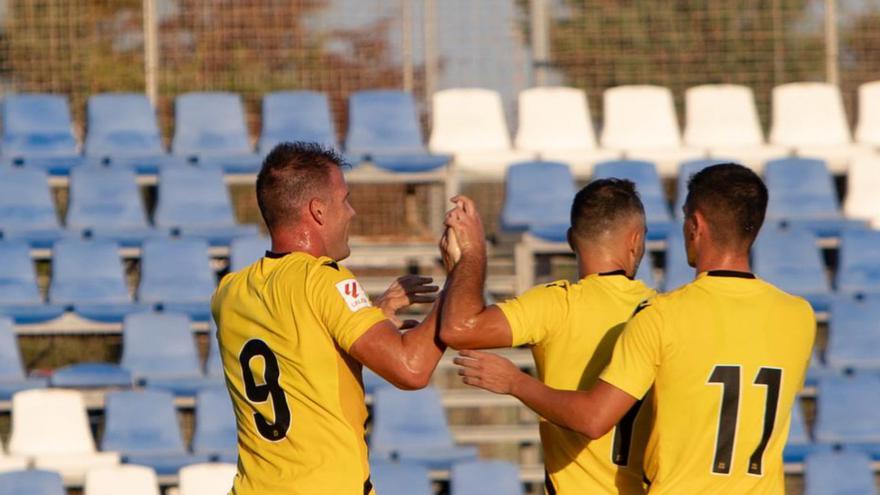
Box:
[349,288,446,391]
[455,350,638,439]
[440,196,514,349]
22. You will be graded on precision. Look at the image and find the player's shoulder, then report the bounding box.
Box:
[756,278,816,317]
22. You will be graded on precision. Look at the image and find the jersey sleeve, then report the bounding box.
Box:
[497,282,568,347]
[307,260,387,353]
[599,300,663,400]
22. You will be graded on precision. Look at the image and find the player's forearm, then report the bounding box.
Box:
[439,251,488,346]
[509,371,608,439]
[396,291,447,388]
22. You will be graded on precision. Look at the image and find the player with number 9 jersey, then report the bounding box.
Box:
[213,252,385,494]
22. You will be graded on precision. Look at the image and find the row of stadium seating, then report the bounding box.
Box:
[0,464,236,495]
[0,166,255,249]
[2,218,877,325]
[3,82,880,178]
[0,460,532,495]
[2,152,877,253]
[0,379,875,493]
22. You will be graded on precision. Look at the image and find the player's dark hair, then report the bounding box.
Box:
[570,178,645,241]
[256,141,346,231]
[683,163,768,249]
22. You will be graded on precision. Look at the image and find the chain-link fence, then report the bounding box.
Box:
[1,0,879,239]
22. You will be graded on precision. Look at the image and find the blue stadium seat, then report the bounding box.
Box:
[0,469,65,495]
[753,227,831,312]
[783,400,814,463]
[500,161,575,233]
[593,160,672,241]
[0,316,47,400]
[66,166,162,247]
[363,368,390,394]
[153,167,258,246]
[0,168,69,247]
[369,461,432,495]
[806,350,832,388]
[0,241,64,323]
[84,93,183,174]
[764,157,858,237]
[805,450,877,495]
[102,389,210,475]
[121,312,216,395]
[837,228,880,295]
[815,374,880,459]
[827,294,880,371]
[450,460,523,495]
[171,92,260,173]
[205,319,223,379]
[1,93,84,174]
[663,225,693,291]
[192,385,237,463]
[229,235,269,272]
[345,90,450,173]
[370,386,478,469]
[49,239,146,322]
[674,158,732,219]
[258,91,338,154]
[138,238,215,321]
[50,362,132,388]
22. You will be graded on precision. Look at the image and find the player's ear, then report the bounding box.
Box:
[308,197,326,226]
[566,227,575,252]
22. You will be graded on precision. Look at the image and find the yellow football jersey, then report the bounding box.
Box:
[600,271,815,495]
[211,251,386,495]
[498,272,656,495]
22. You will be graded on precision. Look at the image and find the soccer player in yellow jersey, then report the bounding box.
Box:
[439,180,655,494]
[455,164,815,494]
[212,143,451,495]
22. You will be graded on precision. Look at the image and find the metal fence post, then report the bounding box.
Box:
[825,0,839,86]
[530,0,549,87]
[402,0,414,92]
[143,0,159,104]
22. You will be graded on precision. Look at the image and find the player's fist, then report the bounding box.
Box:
[444,195,485,261]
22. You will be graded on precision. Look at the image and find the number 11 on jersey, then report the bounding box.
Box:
[707,365,782,476]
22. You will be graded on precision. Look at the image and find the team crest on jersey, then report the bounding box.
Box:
[335,279,371,312]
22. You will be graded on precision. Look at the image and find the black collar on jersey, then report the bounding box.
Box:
[598,269,633,280]
[264,250,289,259]
[707,270,756,279]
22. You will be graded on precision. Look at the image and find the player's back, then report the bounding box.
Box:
[627,271,815,494]
[499,272,655,494]
[212,252,385,495]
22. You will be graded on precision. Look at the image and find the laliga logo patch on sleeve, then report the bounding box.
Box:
[335,279,371,312]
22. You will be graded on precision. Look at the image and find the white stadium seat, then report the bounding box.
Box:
[684,84,789,171]
[514,86,619,176]
[429,88,534,178]
[600,85,703,177]
[178,463,237,495]
[855,80,880,148]
[0,441,27,474]
[769,82,872,173]
[8,389,119,484]
[85,465,160,495]
[844,154,880,228]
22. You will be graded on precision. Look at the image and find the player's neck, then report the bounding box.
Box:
[576,253,631,279]
[270,227,327,259]
[695,249,751,274]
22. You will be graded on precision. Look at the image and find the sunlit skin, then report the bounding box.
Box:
[437,194,646,352]
[266,164,448,390]
[452,202,755,440]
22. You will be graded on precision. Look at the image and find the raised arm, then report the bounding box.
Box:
[439,196,513,349]
[349,290,446,390]
[455,350,637,439]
